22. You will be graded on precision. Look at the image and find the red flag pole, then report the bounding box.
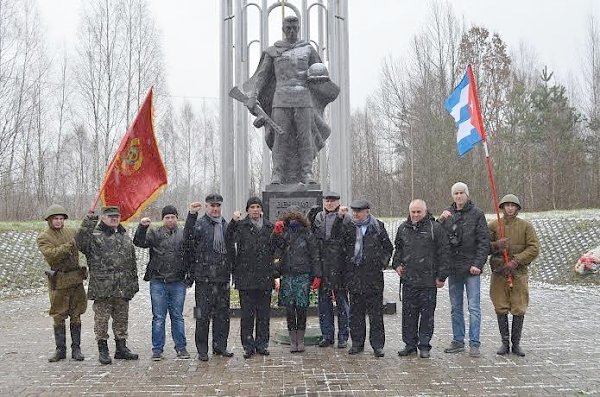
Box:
[467,65,512,287]
[88,87,154,214]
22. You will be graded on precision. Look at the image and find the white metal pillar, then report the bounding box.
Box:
[220,0,235,216]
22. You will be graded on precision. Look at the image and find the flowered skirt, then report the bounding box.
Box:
[278,273,311,309]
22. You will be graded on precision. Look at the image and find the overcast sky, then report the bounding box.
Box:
[38,0,599,109]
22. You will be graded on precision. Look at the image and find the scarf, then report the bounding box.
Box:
[324,212,337,239]
[209,214,226,254]
[250,216,263,230]
[351,215,372,265]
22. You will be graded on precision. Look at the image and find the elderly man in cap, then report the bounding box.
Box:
[438,182,489,357]
[312,191,352,348]
[488,194,539,357]
[134,205,190,361]
[226,197,275,359]
[344,199,393,358]
[37,204,87,362]
[184,193,233,361]
[76,206,139,365]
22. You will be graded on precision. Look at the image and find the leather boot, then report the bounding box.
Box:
[296,330,306,352]
[496,314,510,355]
[114,339,139,360]
[48,325,67,362]
[97,339,112,365]
[511,315,525,357]
[289,330,298,353]
[70,323,84,361]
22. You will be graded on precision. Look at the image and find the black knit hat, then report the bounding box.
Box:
[246,196,263,211]
[161,205,178,219]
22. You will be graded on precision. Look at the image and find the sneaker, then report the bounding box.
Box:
[444,342,465,353]
[397,346,417,357]
[318,339,334,348]
[419,350,430,358]
[151,351,163,361]
[337,340,348,349]
[469,346,481,357]
[176,349,191,359]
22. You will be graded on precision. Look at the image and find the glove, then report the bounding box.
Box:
[310,277,321,291]
[502,259,519,277]
[494,238,508,252]
[274,220,285,235]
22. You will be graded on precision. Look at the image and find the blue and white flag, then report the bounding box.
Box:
[444,65,486,157]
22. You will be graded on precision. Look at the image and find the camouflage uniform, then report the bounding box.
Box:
[37,204,88,362]
[76,208,139,363]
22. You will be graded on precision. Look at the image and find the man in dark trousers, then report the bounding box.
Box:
[184,193,233,361]
[312,192,352,348]
[393,199,450,358]
[345,199,393,358]
[226,197,275,359]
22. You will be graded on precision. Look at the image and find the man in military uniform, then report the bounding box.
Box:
[184,193,233,361]
[242,15,339,184]
[488,194,539,357]
[76,206,139,365]
[345,199,393,358]
[37,204,87,362]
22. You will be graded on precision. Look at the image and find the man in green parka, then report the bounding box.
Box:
[37,204,88,362]
[76,206,139,364]
[488,194,539,357]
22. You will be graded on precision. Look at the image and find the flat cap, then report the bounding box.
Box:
[323,191,341,199]
[101,206,120,216]
[349,199,370,210]
[205,193,223,203]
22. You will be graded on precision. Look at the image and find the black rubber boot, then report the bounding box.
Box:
[97,339,112,365]
[48,325,67,362]
[70,324,84,361]
[511,315,525,357]
[114,339,139,360]
[496,314,510,355]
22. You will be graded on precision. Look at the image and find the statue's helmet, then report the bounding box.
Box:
[499,194,521,210]
[307,63,329,80]
[44,204,68,221]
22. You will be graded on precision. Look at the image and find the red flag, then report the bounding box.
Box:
[99,87,167,221]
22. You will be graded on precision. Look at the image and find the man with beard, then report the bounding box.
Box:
[37,204,87,362]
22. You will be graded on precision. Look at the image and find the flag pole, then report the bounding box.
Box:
[467,65,512,287]
[88,87,154,214]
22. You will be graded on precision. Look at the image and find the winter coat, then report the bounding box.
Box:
[37,227,86,290]
[312,210,352,289]
[226,215,275,290]
[183,212,231,283]
[438,200,490,276]
[488,215,539,275]
[75,216,139,300]
[343,216,393,294]
[271,212,321,278]
[133,224,186,283]
[392,214,451,288]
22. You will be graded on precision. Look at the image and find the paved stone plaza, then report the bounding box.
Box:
[1,272,599,396]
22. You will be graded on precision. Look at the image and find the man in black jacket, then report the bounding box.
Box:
[393,199,450,358]
[226,197,275,359]
[345,199,393,358]
[438,182,490,357]
[133,205,190,361]
[184,193,233,361]
[312,192,352,348]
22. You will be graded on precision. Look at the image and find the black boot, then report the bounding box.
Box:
[114,339,139,360]
[496,314,510,355]
[48,325,67,362]
[70,324,84,361]
[97,339,112,365]
[511,315,525,357]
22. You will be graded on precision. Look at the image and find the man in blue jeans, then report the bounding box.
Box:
[438,182,489,357]
[134,205,190,361]
[312,192,352,348]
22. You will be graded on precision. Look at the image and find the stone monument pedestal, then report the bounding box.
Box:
[262,184,323,222]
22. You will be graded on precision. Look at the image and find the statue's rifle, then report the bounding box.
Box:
[228,87,285,135]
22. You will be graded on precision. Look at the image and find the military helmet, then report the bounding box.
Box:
[44,204,68,220]
[307,63,329,81]
[499,194,521,210]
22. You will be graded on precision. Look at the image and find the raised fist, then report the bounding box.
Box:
[140,217,151,226]
[189,202,203,214]
[232,211,241,221]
